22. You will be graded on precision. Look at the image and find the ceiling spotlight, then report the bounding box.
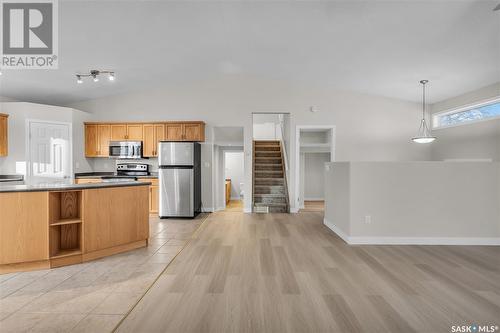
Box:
[75,69,115,84]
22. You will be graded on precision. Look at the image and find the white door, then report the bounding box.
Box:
[29,121,71,182]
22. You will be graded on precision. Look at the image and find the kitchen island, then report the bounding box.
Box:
[0,181,150,274]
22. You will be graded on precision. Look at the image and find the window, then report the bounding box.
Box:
[433,98,500,128]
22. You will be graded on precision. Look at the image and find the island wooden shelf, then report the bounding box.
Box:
[0,184,149,274]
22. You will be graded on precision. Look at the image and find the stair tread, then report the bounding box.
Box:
[254,203,288,207]
[254,193,286,197]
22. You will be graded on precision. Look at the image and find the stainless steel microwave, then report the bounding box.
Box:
[109,141,143,159]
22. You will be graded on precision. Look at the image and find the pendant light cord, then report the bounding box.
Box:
[421,80,426,120]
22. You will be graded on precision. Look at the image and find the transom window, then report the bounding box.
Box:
[433,97,500,128]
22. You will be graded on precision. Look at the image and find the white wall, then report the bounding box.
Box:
[324,161,500,245]
[0,102,93,176]
[430,82,500,161]
[303,152,330,200]
[68,76,431,212]
[224,151,244,200]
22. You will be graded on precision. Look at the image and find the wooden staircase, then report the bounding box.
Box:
[253,140,289,213]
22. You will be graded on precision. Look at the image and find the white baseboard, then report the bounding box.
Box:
[323,218,350,244]
[200,207,214,213]
[323,218,500,246]
[290,207,299,213]
[304,197,324,201]
[243,208,252,213]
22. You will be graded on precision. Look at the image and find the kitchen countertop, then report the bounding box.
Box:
[75,172,158,179]
[0,180,151,193]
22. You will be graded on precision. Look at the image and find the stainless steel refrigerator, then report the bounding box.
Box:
[158,142,201,218]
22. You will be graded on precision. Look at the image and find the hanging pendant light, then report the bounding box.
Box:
[412,80,436,144]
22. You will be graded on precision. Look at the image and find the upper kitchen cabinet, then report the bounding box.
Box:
[165,123,184,141]
[165,122,205,141]
[110,124,143,141]
[110,124,127,140]
[0,113,8,156]
[127,124,143,141]
[183,122,205,141]
[84,121,204,158]
[84,124,110,157]
[143,124,165,157]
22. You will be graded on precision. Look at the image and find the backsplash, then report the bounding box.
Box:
[90,158,159,173]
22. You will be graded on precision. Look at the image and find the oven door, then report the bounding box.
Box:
[109,141,142,159]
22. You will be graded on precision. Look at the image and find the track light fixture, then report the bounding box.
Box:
[75,69,115,84]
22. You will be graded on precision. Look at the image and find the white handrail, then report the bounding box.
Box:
[278,121,289,172]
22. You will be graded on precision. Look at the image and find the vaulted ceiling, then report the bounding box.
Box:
[1,0,499,105]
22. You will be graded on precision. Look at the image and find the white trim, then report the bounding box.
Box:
[324,218,500,246]
[347,237,500,246]
[243,208,252,213]
[323,218,350,244]
[201,207,214,213]
[304,197,324,201]
[295,125,336,212]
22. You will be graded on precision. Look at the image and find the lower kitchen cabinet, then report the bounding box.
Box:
[138,178,159,214]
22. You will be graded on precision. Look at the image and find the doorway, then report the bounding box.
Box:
[224,151,244,211]
[213,126,245,212]
[27,120,72,182]
[295,126,335,212]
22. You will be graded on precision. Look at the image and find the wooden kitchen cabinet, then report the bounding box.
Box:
[165,122,205,141]
[150,185,159,214]
[143,124,164,157]
[165,123,184,141]
[75,178,102,184]
[0,113,9,156]
[183,122,205,141]
[84,121,204,157]
[85,124,110,157]
[110,124,127,140]
[127,124,143,141]
[138,178,159,214]
[97,125,111,157]
[84,124,98,157]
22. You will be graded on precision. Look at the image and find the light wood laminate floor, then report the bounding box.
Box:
[0,215,206,333]
[116,211,500,333]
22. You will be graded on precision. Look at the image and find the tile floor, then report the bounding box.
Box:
[0,214,206,333]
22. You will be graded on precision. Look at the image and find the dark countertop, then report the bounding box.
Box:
[75,172,158,179]
[0,181,151,193]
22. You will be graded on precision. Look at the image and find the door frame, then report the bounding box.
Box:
[222,149,244,210]
[293,125,336,213]
[25,119,73,179]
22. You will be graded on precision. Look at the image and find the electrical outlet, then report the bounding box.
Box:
[365,215,372,224]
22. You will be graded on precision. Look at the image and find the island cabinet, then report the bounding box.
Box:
[84,121,205,158]
[0,113,8,156]
[0,184,149,274]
